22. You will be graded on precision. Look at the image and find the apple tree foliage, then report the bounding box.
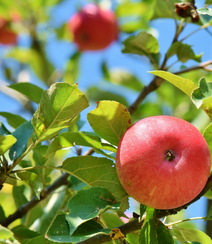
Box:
[1,0,212,243]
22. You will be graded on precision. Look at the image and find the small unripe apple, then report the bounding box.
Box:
[116,116,211,209]
[67,4,118,51]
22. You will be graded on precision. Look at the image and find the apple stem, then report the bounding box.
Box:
[166,150,175,161]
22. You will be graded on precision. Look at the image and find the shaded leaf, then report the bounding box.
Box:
[62,156,128,202]
[149,70,197,96]
[171,226,212,244]
[33,186,66,234]
[47,213,110,243]
[122,31,159,58]
[9,82,44,104]
[166,42,202,63]
[106,68,144,91]
[152,0,179,19]
[87,101,131,146]
[9,121,33,161]
[12,185,28,209]
[140,217,174,244]
[0,134,16,155]
[12,225,40,241]
[205,205,212,220]
[17,172,43,200]
[45,131,117,158]
[0,205,6,222]
[0,122,10,136]
[31,82,89,142]
[87,86,129,107]
[0,112,27,129]
[65,187,120,235]
[24,235,55,244]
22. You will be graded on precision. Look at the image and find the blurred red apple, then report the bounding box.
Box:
[116,116,211,209]
[68,4,119,51]
[0,15,19,45]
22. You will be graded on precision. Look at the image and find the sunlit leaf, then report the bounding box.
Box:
[192,77,212,108]
[205,205,212,220]
[65,187,120,235]
[171,226,212,244]
[0,112,27,129]
[197,7,212,16]
[62,156,128,201]
[149,71,197,97]
[87,101,131,146]
[17,172,43,200]
[9,83,44,104]
[45,131,117,158]
[0,134,16,155]
[31,83,89,142]
[0,225,13,240]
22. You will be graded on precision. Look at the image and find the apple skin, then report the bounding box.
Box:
[68,4,118,51]
[0,16,18,45]
[116,115,211,209]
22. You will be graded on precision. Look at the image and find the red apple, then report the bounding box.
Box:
[67,4,119,51]
[116,116,211,209]
[0,15,18,45]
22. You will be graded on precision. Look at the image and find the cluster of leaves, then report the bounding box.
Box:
[1,0,212,244]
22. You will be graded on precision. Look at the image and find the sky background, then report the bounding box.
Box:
[0,0,212,231]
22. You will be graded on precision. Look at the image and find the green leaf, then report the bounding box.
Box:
[152,0,179,19]
[45,131,117,158]
[106,68,144,91]
[9,83,44,104]
[166,42,202,63]
[12,185,28,209]
[0,112,27,129]
[205,205,212,220]
[12,225,40,241]
[62,156,128,202]
[87,101,131,146]
[87,86,129,107]
[47,214,110,243]
[122,31,159,58]
[171,226,212,244]
[0,134,16,155]
[140,204,147,219]
[31,82,89,142]
[203,123,212,156]
[24,235,55,244]
[65,187,120,235]
[33,186,66,234]
[0,205,6,222]
[9,121,34,161]
[192,77,212,108]
[17,172,43,200]
[140,217,174,244]
[0,225,13,240]
[0,122,10,136]
[149,71,197,97]
[197,7,212,16]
